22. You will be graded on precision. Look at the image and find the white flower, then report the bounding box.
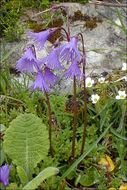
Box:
[91,94,100,104]
[98,77,105,83]
[116,90,126,100]
[86,77,94,88]
[122,63,127,71]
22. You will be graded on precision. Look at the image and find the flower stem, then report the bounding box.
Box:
[45,92,53,156]
[78,33,87,155]
[71,76,77,159]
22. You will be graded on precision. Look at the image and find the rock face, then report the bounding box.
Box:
[1,1,126,93]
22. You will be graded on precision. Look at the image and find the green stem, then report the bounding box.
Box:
[71,76,77,159]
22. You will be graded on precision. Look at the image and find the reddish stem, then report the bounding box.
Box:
[78,33,87,155]
[45,92,53,156]
[71,76,77,159]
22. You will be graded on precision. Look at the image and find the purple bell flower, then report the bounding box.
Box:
[60,37,81,62]
[44,67,58,86]
[64,59,82,79]
[31,67,58,92]
[16,47,39,73]
[31,71,49,92]
[46,48,63,70]
[28,28,57,50]
[0,164,12,186]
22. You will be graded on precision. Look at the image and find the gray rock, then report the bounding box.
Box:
[1,2,126,94]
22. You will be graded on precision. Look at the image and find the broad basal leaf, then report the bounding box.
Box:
[3,113,49,175]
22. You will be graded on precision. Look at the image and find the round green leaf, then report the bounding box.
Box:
[3,113,49,174]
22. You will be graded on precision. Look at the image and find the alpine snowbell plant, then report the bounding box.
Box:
[16,5,87,159]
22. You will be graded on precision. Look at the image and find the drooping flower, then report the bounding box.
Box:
[46,48,63,70]
[16,47,39,73]
[116,90,126,100]
[60,37,81,62]
[0,164,12,186]
[86,77,94,88]
[28,28,57,50]
[44,67,58,86]
[31,71,49,92]
[91,94,100,104]
[31,67,58,92]
[122,62,127,71]
[98,77,105,83]
[63,59,82,79]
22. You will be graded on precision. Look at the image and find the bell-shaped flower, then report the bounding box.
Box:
[46,48,63,70]
[16,47,39,73]
[31,71,49,92]
[0,164,12,186]
[44,67,58,86]
[121,62,127,71]
[60,37,81,62]
[31,67,58,93]
[91,94,100,104]
[63,60,82,79]
[28,28,57,50]
[116,90,126,100]
[86,77,94,88]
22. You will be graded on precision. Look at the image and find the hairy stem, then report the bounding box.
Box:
[71,76,77,159]
[78,33,87,155]
[45,92,53,156]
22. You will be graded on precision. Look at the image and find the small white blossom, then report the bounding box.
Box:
[122,63,127,71]
[116,90,126,100]
[86,77,94,88]
[98,77,105,83]
[91,94,100,104]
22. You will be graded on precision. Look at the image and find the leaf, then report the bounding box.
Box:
[3,113,49,176]
[22,167,59,190]
[79,167,100,187]
[110,128,127,141]
[17,166,28,186]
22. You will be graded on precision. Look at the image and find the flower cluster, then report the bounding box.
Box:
[16,29,82,93]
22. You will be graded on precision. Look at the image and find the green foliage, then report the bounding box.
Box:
[79,167,100,186]
[22,167,59,190]
[3,113,49,178]
[17,166,28,186]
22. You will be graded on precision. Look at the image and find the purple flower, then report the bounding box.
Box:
[31,67,58,92]
[64,60,82,79]
[46,48,63,70]
[60,37,81,62]
[44,67,58,86]
[0,164,12,186]
[28,28,57,50]
[31,71,49,92]
[16,47,39,73]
